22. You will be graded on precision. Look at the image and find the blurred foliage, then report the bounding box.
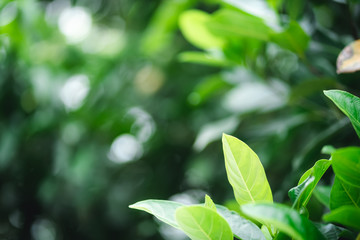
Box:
[0,0,360,239]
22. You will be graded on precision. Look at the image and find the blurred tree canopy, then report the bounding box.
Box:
[1,0,360,239]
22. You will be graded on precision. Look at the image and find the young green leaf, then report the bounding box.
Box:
[331,147,360,187]
[129,200,183,229]
[288,176,315,210]
[313,185,331,209]
[330,177,360,210]
[222,134,273,205]
[241,203,325,240]
[324,90,360,138]
[289,159,331,210]
[216,205,266,240]
[323,206,360,231]
[179,10,226,50]
[175,205,233,240]
[204,195,217,211]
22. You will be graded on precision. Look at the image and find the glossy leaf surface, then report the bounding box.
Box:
[129,200,183,229]
[216,205,266,240]
[175,205,233,240]
[330,177,360,210]
[222,134,273,205]
[323,206,360,231]
[331,147,360,187]
[324,90,360,138]
[241,203,325,240]
[290,159,331,209]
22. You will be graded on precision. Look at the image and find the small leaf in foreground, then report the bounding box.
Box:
[241,203,325,240]
[216,205,266,240]
[222,134,273,205]
[324,90,360,139]
[336,40,360,74]
[129,200,183,229]
[175,205,233,240]
[323,205,360,231]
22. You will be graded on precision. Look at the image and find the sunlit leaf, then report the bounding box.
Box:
[330,177,360,210]
[179,10,226,49]
[129,200,183,229]
[323,205,360,231]
[241,203,325,240]
[336,40,360,74]
[331,147,360,187]
[222,134,273,205]
[208,9,271,41]
[216,205,266,240]
[204,195,217,211]
[175,205,233,240]
[324,90,360,138]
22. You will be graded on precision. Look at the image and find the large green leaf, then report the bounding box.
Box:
[323,206,360,231]
[331,147,360,187]
[216,205,266,240]
[324,90,360,138]
[270,21,310,57]
[175,205,233,240]
[207,9,271,41]
[222,134,273,205]
[289,159,331,209]
[179,10,226,50]
[241,203,325,240]
[330,177,360,210]
[129,200,183,229]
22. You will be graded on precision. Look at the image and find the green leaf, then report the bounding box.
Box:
[129,200,183,229]
[323,206,360,231]
[324,90,360,138]
[179,10,226,49]
[224,0,279,29]
[288,176,315,210]
[289,159,331,209]
[204,195,217,211]
[175,205,233,240]
[208,9,271,41]
[241,203,325,240]
[316,223,355,240]
[270,21,310,57]
[178,51,233,67]
[330,177,360,210]
[313,185,331,209]
[331,147,360,187]
[222,134,273,205]
[216,205,266,240]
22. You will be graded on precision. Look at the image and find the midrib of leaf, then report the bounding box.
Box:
[186,212,212,240]
[341,181,359,208]
[225,142,255,203]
